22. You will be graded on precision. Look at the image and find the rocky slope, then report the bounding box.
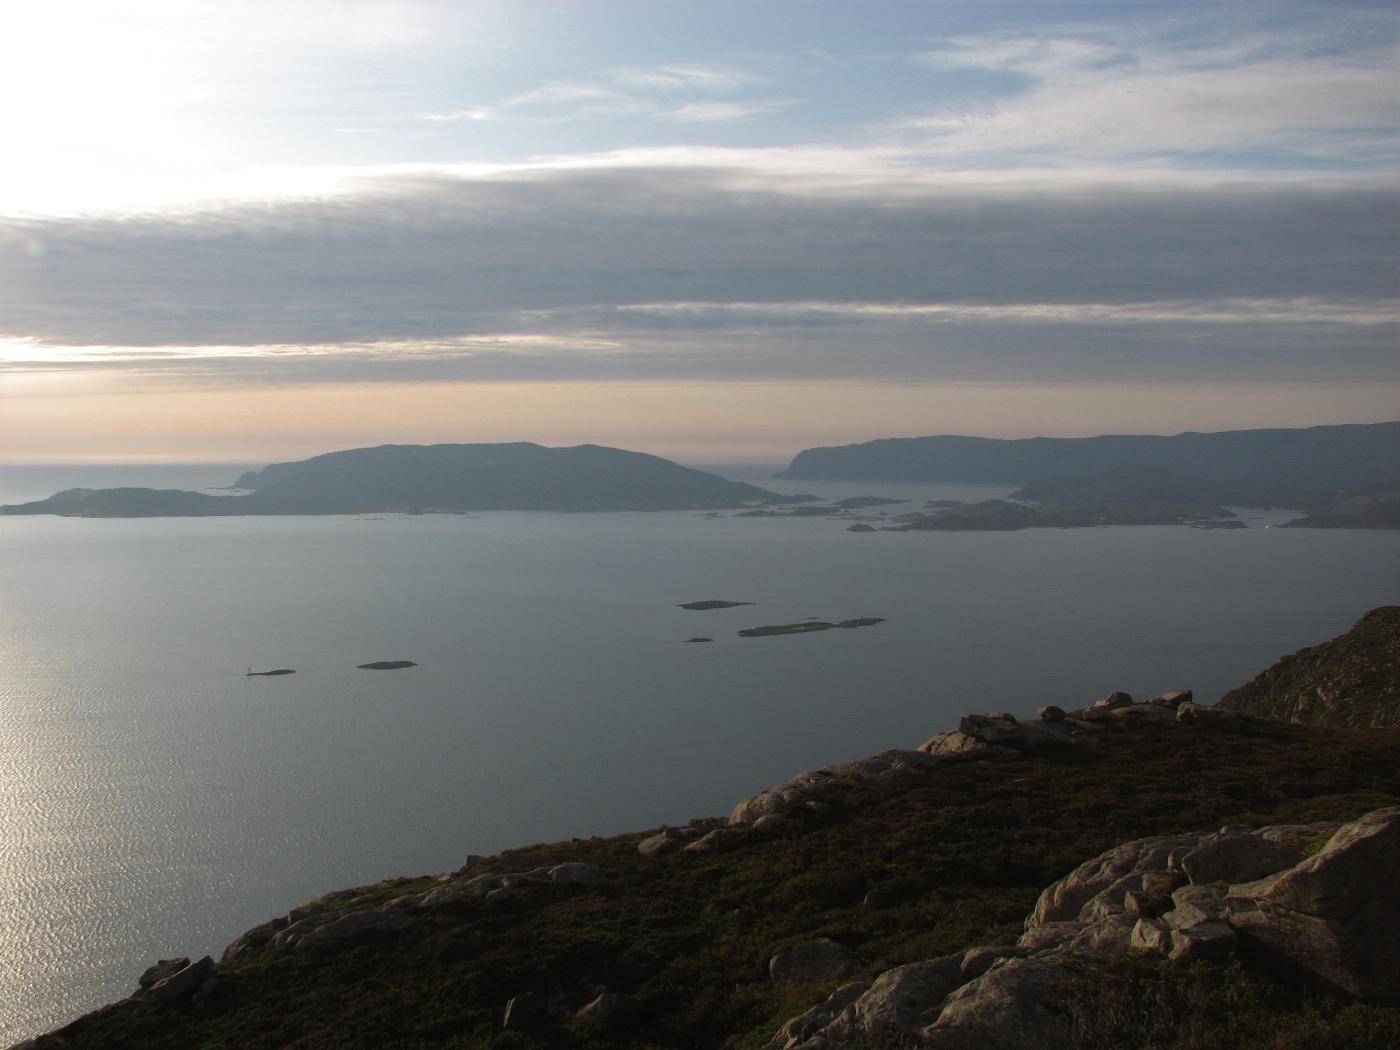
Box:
[1218,608,1400,728]
[12,643,1400,1049]
[765,804,1398,1049]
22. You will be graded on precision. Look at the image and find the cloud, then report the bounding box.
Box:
[423,61,774,126]
[504,80,627,108]
[905,20,1399,165]
[663,100,792,123]
[1,163,1394,388]
[417,106,494,122]
[610,63,762,93]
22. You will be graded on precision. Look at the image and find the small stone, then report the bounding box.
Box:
[1176,702,1239,725]
[1141,871,1186,897]
[769,939,858,983]
[576,992,635,1022]
[1124,889,1168,918]
[1168,921,1237,964]
[1094,691,1133,709]
[959,945,1033,981]
[549,863,605,883]
[638,830,681,857]
[1179,834,1304,885]
[138,957,190,990]
[1130,918,1171,954]
[1151,689,1193,707]
[141,956,215,1006]
[504,992,543,1030]
[1038,705,1066,722]
[684,828,747,853]
[1165,885,1228,927]
[1110,704,1178,724]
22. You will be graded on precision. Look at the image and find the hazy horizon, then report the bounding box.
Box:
[4,414,1400,473]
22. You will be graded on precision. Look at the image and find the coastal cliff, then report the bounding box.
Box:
[13,616,1400,1049]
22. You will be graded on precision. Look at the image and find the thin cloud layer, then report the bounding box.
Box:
[907,21,1398,166]
[1,165,1395,386]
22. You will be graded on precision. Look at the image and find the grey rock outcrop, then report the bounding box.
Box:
[138,956,215,1007]
[1027,832,1201,928]
[1227,806,1400,1003]
[1152,689,1193,707]
[734,689,1229,834]
[137,958,189,991]
[1176,701,1239,725]
[730,749,945,825]
[762,981,870,1049]
[638,830,684,856]
[763,808,1398,1049]
[922,954,1073,1049]
[1178,830,1305,885]
[270,904,412,953]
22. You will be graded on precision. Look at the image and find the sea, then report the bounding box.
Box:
[1,462,1396,1043]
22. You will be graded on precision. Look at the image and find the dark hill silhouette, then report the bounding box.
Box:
[779,422,1400,506]
[2,443,776,516]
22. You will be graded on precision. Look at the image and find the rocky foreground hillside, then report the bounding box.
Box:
[13,642,1400,1049]
[1219,608,1400,728]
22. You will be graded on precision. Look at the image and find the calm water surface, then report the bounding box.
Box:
[1,468,1396,1041]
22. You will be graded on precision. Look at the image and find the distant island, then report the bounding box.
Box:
[823,465,1237,532]
[0,444,778,517]
[779,422,1400,508]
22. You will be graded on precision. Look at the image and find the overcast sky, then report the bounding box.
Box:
[1,0,1396,464]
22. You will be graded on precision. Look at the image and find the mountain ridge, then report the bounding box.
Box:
[779,422,1400,507]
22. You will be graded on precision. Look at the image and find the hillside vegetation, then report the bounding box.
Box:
[1219,607,1400,728]
[22,677,1399,1048]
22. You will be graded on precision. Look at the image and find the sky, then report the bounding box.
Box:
[1,0,1396,465]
